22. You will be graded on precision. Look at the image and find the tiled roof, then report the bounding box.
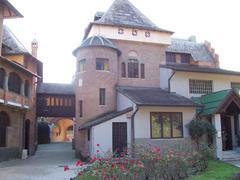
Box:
[2,25,28,54]
[0,56,40,78]
[79,107,133,130]
[1,0,23,18]
[117,86,197,107]
[37,83,74,95]
[161,64,240,76]
[93,0,173,33]
[166,38,214,62]
[73,36,121,56]
[193,89,240,116]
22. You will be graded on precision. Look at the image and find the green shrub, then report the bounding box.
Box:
[188,119,216,148]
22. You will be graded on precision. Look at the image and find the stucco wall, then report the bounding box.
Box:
[117,92,134,111]
[170,71,240,98]
[89,24,171,45]
[91,113,131,157]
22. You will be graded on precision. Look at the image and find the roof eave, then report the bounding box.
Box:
[2,0,23,19]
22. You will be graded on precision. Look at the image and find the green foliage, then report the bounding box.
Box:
[68,143,213,180]
[188,119,216,147]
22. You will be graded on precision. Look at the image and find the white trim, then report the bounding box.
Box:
[0,99,4,104]
[7,101,22,107]
[23,105,30,109]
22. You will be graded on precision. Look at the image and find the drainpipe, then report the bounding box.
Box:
[168,70,176,92]
[131,105,139,157]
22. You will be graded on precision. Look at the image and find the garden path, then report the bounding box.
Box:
[0,142,76,180]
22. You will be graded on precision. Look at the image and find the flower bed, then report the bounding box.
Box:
[65,143,213,180]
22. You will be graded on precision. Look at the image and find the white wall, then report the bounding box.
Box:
[117,92,135,111]
[160,67,173,90]
[91,113,131,157]
[170,71,240,98]
[134,106,196,139]
[89,24,171,45]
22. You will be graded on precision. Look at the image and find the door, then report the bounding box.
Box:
[25,120,30,154]
[221,116,233,151]
[112,122,127,155]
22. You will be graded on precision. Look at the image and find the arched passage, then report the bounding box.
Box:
[49,118,73,142]
[0,111,10,147]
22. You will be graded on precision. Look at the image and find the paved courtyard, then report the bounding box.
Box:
[0,143,77,180]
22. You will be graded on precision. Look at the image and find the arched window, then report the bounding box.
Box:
[121,62,126,78]
[8,73,21,94]
[24,80,29,97]
[0,68,5,89]
[0,111,10,147]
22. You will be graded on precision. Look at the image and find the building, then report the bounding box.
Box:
[0,0,42,161]
[72,0,240,160]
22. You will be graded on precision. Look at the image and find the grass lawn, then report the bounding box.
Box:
[189,160,240,180]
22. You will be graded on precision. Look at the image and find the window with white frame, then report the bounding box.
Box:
[189,79,213,94]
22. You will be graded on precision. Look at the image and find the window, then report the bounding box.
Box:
[150,112,183,139]
[118,28,124,34]
[121,62,126,78]
[87,129,90,141]
[8,72,21,94]
[166,52,176,63]
[0,68,5,89]
[189,79,213,94]
[132,29,138,36]
[96,58,109,71]
[51,97,55,106]
[79,100,83,117]
[46,97,51,106]
[59,98,63,106]
[99,88,106,105]
[24,80,29,97]
[181,54,190,64]
[77,59,86,72]
[231,82,240,89]
[140,63,145,78]
[0,111,10,147]
[128,59,139,78]
[145,31,150,37]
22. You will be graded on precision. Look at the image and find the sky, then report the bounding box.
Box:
[4,0,240,83]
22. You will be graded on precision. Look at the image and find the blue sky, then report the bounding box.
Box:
[5,0,240,83]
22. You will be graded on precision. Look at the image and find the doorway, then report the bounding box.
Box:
[221,116,233,151]
[112,122,127,155]
[25,119,30,154]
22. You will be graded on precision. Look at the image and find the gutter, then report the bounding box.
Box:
[168,70,176,92]
[131,105,139,157]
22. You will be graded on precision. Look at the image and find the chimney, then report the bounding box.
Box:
[188,35,196,42]
[31,38,38,58]
[204,40,220,68]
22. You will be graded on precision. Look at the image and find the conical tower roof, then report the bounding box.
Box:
[94,0,173,33]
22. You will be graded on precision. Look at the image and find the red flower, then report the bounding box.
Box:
[76,160,83,166]
[97,144,100,147]
[63,165,69,171]
[111,163,116,168]
[105,176,109,180]
[78,172,83,176]
[97,150,100,153]
[113,176,117,180]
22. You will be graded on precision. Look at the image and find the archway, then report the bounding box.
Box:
[25,119,30,153]
[0,111,10,147]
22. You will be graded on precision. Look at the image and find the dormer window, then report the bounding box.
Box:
[145,31,150,38]
[118,28,124,34]
[132,29,138,36]
[166,52,176,64]
[181,54,190,64]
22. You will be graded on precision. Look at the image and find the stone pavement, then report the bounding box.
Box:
[0,143,77,180]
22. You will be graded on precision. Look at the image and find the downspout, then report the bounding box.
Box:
[131,105,139,157]
[168,70,176,92]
